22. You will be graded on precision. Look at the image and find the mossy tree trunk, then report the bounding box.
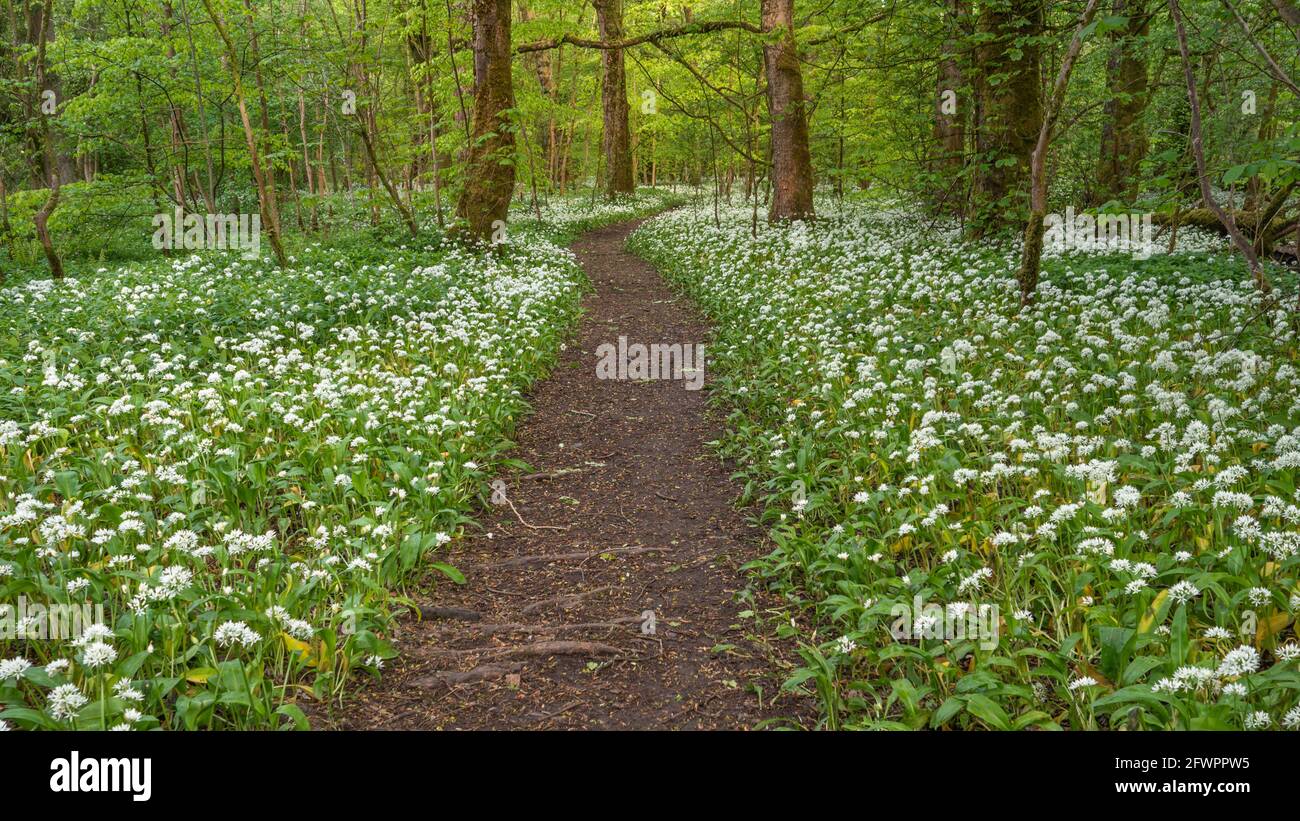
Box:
[972,0,1042,236]
[456,0,516,242]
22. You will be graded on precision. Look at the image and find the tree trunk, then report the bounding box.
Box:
[201,0,289,266]
[595,0,634,197]
[972,0,1042,235]
[299,0,318,229]
[761,0,814,221]
[0,175,14,274]
[30,0,63,278]
[1244,83,1278,210]
[1169,0,1269,293]
[455,0,515,241]
[519,1,558,191]
[357,119,420,235]
[1271,0,1300,34]
[350,0,418,236]
[1095,0,1150,204]
[179,0,218,211]
[1018,0,1101,304]
[931,0,967,213]
[241,0,286,239]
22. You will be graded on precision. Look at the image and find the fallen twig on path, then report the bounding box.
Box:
[466,546,669,570]
[502,495,570,531]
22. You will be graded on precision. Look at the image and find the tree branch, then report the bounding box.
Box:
[1219,0,1300,96]
[516,20,762,54]
[1169,0,1270,292]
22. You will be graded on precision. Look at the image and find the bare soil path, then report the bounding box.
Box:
[329,218,807,730]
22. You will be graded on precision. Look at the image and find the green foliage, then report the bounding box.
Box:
[633,199,1300,731]
[0,190,676,730]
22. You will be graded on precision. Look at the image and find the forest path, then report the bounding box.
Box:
[328,218,805,729]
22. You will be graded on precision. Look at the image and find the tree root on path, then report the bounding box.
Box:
[518,459,609,482]
[520,584,616,615]
[419,640,623,660]
[494,640,622,659]
[411,662,524,688]
[528,700,584,723]
[416,605,482,622]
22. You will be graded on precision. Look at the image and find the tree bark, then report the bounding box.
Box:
[761,0,814,221]
[595,0,634,197]
[1273,0,1300,31]
[1095,0,1150,204]
[972,0,1043,235]
[455,0,515,241]
[30,0,62,279]
[931,0,966,212]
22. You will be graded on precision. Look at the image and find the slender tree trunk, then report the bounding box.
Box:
[1244,82,1278,210]
[1018,0,1101,304]
[161,3,193,210]
[761,0,814,221]
[0,174,13,265]
[594,0,634,197]
[298,0,318,229]
[357,120,420,235]
[349,0,418,236]
[201,0,289,266]
[25,0,73,188]
[180,0,218,211]
[1168,0,1270,293]
[455,0,515,241]
[520,1,557,192]
[241,0,286,236]
[417,0,445,228]
[29,0,62,278]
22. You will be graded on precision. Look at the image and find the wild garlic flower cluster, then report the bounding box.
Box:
[0,191,675,730]
[632,202,1298,731]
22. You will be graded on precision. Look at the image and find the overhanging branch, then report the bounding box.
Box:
[516,20,762,54]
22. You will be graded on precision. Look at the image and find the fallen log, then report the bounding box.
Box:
[1153,208,1265,232]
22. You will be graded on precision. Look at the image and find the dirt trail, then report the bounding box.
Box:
[330,218,806,730]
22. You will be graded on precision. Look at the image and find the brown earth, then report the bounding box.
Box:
[322,218,810,730]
